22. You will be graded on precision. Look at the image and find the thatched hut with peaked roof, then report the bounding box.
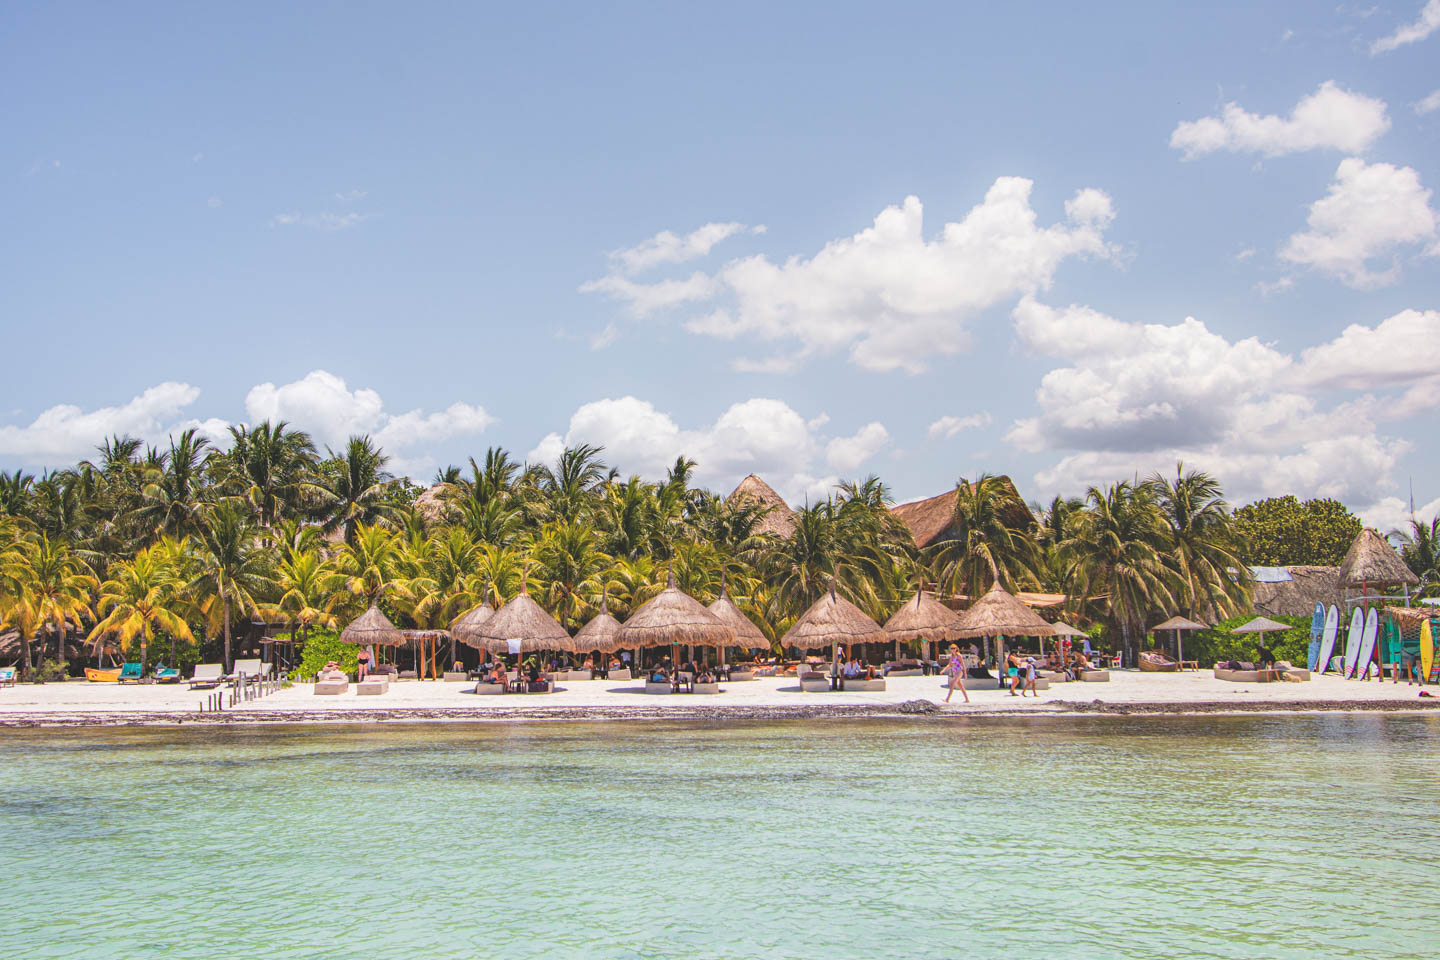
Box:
[953,582,1057,640]
[883,589,962,660]
[1251,566,1342,618]
[889,476,1031,549]
[727,474,798,538]
[572,597,623,656]
[340,605,406,647]
[413,483,451,525]
[1338,528,1419,587]
[465,587,573,656]
[708,586,769,650]
[451,602,495,651]
[617,573,736,650]
[782,584,888,652]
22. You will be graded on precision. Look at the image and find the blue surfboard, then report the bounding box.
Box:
[1307,602,1324,671]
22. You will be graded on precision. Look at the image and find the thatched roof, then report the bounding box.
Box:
[1231,616,1292,634]
[466,588,573,655]
[1338,528,1419,586]
[451,602,495,651]
[1049,620,1088,638]
[953,582,1057,638]
[1252,566,1342,618]
[413,484,451,525]
[340,605,406,646]
[889,476,1031,549]
[727,474,797,538]
[883,590,962,642]
[1153,615,1207,632]
[1386,605,1434,624]
[707,587,769,649]
[572,598,623,655]
[781,585,888,650]
[616,573,737,649]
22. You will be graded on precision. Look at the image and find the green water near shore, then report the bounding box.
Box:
[2,716,1436,959]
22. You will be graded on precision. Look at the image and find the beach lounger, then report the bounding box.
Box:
[725,668,755,681]
[1078,670,1110,682]
[841,677,886,692]
[442,671,469,682]
[692,681,721,694]
[472,681,506,694]
[608,667,632,681]
[0,666,16,687]
[153,665,181,683]
[188,663,225,689]
[355,676,389,696]
[313,676,349,695]
[232,658,262,678]
[117,662,144,683]
[643,679,674,693]
[797,667,831,692]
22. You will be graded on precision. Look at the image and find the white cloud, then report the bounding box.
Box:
[1295,308,1440,417]
[1006,299,1415,511]
[1255,276,1296,297]
[1279,158,1438,288]
[1169,81,1390,159]
[1359,495,1440,533]
[589,322,619,351]
[245,370,493,463]
[609,222,754,274]
[527,396,886,501]
[679,181,1118,374]
[335,190,368,203]
[1416,89,1440,115]
[927,413,992,439]
[1371,0,1440,54]
[272,212,368,230]
[731,353,803,375]
[577,271,719,317]
[825,423,890,473]
[0,383,214,463]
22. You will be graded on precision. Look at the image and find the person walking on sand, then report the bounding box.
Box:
[944,644,970,704]
[1022,657,1039,697]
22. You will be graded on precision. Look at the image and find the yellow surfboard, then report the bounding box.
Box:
[1422,619,1434,684]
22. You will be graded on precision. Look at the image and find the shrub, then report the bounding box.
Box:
[288,629,358,681]
[1179,615,1310,667]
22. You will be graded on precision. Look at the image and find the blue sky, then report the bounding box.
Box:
[3,1,1438,527]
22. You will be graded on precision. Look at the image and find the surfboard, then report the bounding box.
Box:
[1343,608,1364,678]
[1307,602,1325,671]
[1317,604,1339,675]
[1422,619,1434,684]
[1357,607,1379,680]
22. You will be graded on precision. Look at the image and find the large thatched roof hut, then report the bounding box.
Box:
[465,587,573,656]
[883,590,962,642]
[572,597,623,656]
[889,476,1031,549]
[1251,566,1342,617]
[1338,528,1419,587]
[616,573,736,649]
[727,474,797,538]
[451,601,495,651]
[707,585,769,650]
[340,605,406,646]
[953,582,1057,640]
[782,584,888,652]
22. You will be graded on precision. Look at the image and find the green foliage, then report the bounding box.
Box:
[287,628,358,681]
[33,659,69,682]
[1175,614,1310,667]
[1234,496,1361,566]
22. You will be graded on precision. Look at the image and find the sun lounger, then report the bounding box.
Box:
[117,662,144,683]
[153,666,181,683]
[473,681,506,694]
[188,663,225,689]
[884,660,925,677]
[563,669,593,681]
[1078,669,1110,682]
[798,667,831,692]
[442,671,469,682]
[643,679,674,693]
[841,678,886,692]
[355,676,389,696]
[692,681,721,694]
[313,674,349,695]
[0,666,16,687]
[725,668,755,681]
[608,667,632,681]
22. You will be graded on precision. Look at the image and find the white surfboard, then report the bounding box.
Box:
[1317,604,1340,675]
[1343,608,1364,678]
[1357,607,1379,680]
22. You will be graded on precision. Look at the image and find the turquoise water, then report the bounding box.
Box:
[2,716,1437,959]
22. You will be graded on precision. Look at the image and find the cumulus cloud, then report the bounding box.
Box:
[0,383,206,463]
[1006,299,1420,513]
[1169,81,1390,159]
[578,271,719,317]
[927,413,992,439]
[1279,158,1438,288]
[526,396,886,501]
[1416,89,1440,115]
[1359,495,1440,533]
[1295,309,1440,417]
[677,180,1118,373]
[825,423,890,473]
[609,222,757,274]
[245,371,493,459]
[1370,0,1440,54]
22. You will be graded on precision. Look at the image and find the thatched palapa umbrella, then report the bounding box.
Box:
[883,589,962,661]
[339,605,405,673]
[451,600,495,650]
[1338,528,1419,589]
[1152,614,1206,666]
[707,577,769,668]
[782,583,888,683]
[572,593,623,658]
[466,583,573,659]
[953,582,1056,679]
[616,572,736,676]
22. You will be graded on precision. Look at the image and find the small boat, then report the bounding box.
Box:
[85,667,123,682]
[1138,650,1179,672]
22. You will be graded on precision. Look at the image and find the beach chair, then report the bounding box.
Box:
[117,662,144,683]
[0,666,16,687]
[188,663,225,689]
[797,665,830,692]
[232,658,262,678]
[153,665,181,683]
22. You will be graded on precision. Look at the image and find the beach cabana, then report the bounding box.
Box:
[451,601,495,650]
[1152,615,1206,666]
[707,580,769,667]
[572,594,623,659]
[1230,616,1291,660]
[883,589,961,661]
[953,581,1057,678]
[339,605,406,673]
[782,583,888,682]
[616,572,736,681]
[464,585,573,660]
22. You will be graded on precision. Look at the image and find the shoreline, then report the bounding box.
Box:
[3,697,1437,727]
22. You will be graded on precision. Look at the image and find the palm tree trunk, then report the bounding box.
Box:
[223,601,232,673]
[54,617,66,666]
[21,633,33,678]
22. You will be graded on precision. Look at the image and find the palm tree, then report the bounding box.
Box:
[270,549,339,644]
[332,523,404,613]
[929,473,1038,600]
[315,436,399,544]
[188,504,273,671]
[19,534,96,664]
[535,444,608,524]
[0,469,33,518]
[600,476,660,560]
[88,545,195,666]
[1146,463,1252,621]
[1396,513,1440,597]
[136,429,214,540]
[531,520,609,630]
[1060,481,1179,664]
[401,528,481,630]
[222,420,318,530]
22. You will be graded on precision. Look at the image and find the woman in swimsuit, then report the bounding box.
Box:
[944,644,970,704]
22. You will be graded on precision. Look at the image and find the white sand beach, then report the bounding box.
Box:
[2,670,1435,724]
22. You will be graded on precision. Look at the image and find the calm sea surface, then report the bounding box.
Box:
[2,716,1436,959]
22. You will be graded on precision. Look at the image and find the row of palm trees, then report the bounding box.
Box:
[1,422,1258,673]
